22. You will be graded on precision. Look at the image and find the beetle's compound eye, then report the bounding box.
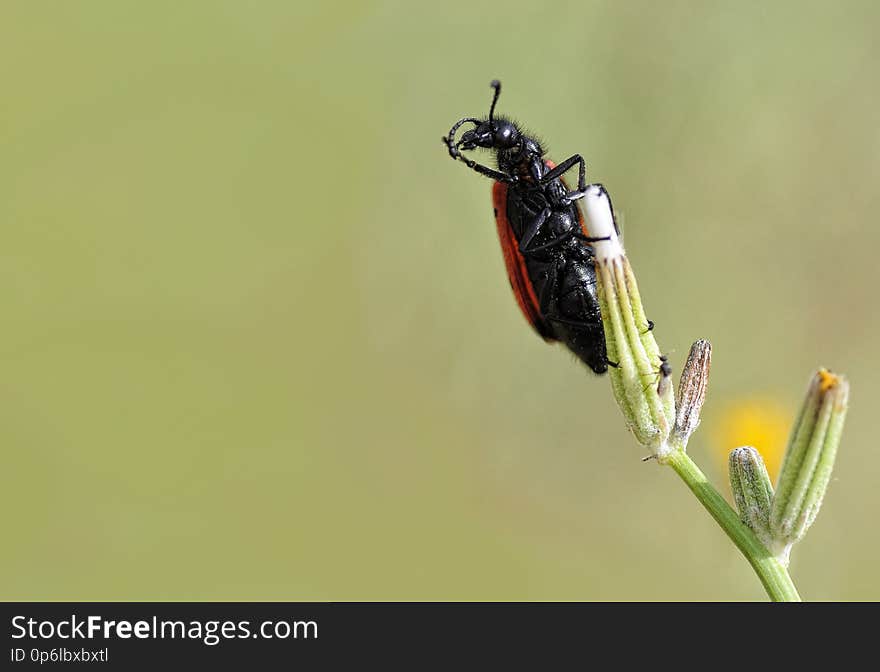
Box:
[493,121,518,148]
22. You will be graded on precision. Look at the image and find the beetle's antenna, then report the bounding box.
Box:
[443,117,480,159]
[488,80,501,124]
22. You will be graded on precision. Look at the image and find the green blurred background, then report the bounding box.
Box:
[2,1,877,601]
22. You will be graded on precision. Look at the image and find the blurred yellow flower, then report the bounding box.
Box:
[711,399,792,484]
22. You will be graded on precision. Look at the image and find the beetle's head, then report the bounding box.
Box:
[444,80,519,159]
[458,117,519,152]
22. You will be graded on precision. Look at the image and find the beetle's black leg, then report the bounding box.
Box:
[536,256,561,313]
[572,231,611,244]
[520,210,602,256]
[542,154,585,188]
[459,156,512,182]
[541,258,600,328]
[545,314,598,328]
[522,231,578,254]
[520,215,610,257]
[522,224,608,256]
[541,153,587,200]
[518,207,552,254]
[545,311,615,374]
[535,256,575,327]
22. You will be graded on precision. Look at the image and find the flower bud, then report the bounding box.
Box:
[584,185,676,457]
[673,340,711,443]
[728,447,775,552]
[769,369,849,549]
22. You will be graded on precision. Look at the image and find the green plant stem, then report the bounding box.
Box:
[664,446,801,602]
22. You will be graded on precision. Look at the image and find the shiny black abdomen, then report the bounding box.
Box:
[505,185,608,374]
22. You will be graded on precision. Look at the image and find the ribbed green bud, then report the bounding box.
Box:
[729,447,775,552]
[584,185,676,458]
[769,369,849,552]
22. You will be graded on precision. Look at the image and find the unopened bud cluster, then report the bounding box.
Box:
[586,181,850,567]
[727,370,849,564]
